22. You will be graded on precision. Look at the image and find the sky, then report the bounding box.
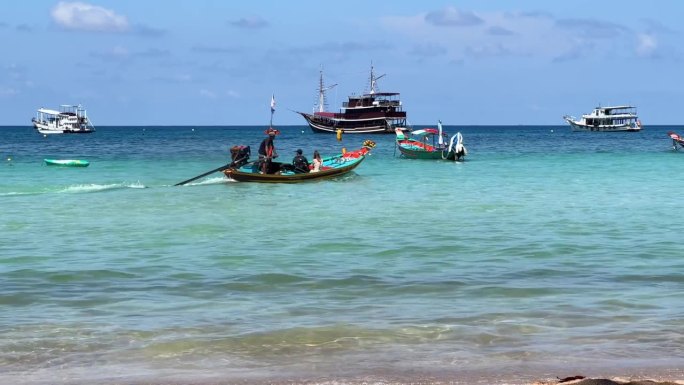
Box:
[1,0,683,125]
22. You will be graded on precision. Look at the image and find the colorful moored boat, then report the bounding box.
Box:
[395,121,466,161]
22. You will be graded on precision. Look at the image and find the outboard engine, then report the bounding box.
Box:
[448,133,467,161]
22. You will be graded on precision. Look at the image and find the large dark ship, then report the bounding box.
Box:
[298,65,407,134]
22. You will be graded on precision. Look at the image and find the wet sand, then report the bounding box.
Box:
[535,378,684,385]
[103,378,684,385]
[51,373,684,385]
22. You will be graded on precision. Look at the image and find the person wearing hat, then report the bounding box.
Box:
[291,148,310,174]
[258,128,279,174]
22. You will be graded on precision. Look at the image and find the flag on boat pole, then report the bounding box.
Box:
[270,94,276,127]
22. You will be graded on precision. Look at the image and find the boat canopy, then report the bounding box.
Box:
[597,105,634,110]
[363,92,400,97]
[411,128,440,136]
[37,108,61,115]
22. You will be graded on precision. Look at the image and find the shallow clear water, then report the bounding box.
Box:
[2,125,684,384]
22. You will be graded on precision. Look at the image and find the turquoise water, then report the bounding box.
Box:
[2,125,684,384]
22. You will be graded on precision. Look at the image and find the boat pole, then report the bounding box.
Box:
[269,94,275,127]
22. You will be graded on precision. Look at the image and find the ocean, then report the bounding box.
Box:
[2,125,684,385]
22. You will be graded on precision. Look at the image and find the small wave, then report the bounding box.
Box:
[0,191,32,197]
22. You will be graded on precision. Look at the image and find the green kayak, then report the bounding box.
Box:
[44,159,90,167]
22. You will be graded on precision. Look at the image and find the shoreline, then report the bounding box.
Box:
[6,366,684,385]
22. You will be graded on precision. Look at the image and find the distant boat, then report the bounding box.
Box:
[44,159,90,167]
[395,121,467,161]
[563,105,641,132]
[297,64,408,134]
[32,104,95,134]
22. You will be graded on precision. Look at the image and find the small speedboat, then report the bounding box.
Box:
[44,159,90,167]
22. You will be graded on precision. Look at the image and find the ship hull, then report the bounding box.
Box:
[564,118,641,132]
[299,112,393,134]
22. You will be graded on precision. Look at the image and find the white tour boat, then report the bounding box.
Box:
[31,104,95,134]
[563,105,642,132]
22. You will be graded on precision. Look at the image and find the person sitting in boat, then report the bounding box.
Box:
[292,149,310,173]
[229,145,250,168]
[258,128,279,174]
[311,150,322,173]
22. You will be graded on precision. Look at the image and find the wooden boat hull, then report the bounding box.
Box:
[298,112,392,134]
[224,155,365,183]
[44,159,90,167]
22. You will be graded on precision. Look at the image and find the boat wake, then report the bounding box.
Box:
[185,176,235,186]
[58,182,147,193]
[1,182,148,197]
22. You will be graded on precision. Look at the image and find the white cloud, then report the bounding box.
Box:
[200,89,217,98]
[0,86,18,97]
[382,11,561,60]
[382,9,654,62]
[636,33,657,57]
[409,43,447,57]
[5,63,27,79]
[90,45,130,60]
[425,6,483,27]
[51,1,129,32]
[230,16,269,29]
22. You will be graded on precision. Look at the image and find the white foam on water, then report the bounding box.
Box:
[58,182,147,193]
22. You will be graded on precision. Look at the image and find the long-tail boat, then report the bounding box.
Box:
[395,121,466,161]
[223,140,376,183]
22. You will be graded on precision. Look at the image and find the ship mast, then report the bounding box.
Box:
[368,62,385,95]
[316,66,337,113]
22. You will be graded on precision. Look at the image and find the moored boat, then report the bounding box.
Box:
[44,159,90,167]
[395,121,466,161]
[297,64,407,134]
[32,104,95,134]
[563,105,641,132]
[223,141,375,183]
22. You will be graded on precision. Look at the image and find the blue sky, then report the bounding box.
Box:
[1,1,682,125]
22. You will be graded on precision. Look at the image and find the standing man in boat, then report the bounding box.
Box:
[258,128,279,174]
